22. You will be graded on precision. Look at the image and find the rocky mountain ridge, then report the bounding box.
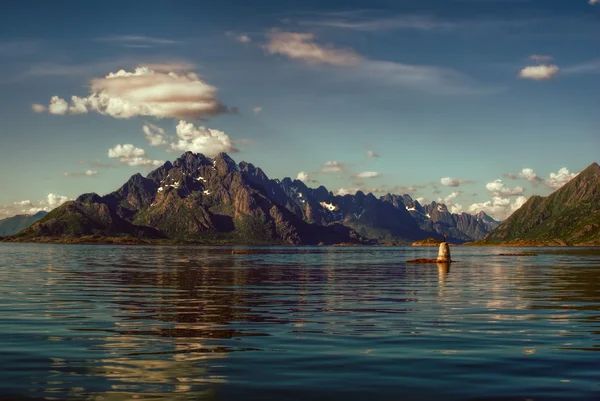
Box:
[9,152,499,244]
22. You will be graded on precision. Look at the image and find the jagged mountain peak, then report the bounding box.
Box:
[172,151,211,170]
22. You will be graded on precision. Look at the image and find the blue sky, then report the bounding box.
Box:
[0,0,598,220]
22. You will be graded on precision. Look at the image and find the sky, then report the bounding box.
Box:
[0,0,598,221]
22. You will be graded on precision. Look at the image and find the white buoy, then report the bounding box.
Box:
[437,242,451,263]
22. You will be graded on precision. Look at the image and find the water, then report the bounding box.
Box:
[1,244,600,400]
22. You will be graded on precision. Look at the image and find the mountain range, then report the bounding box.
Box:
[4,152,500,245]
[483,162,600,246]
[0,211,48,236]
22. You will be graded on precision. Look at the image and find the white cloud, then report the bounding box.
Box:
[253,106,263,114]
[108,144,164,167]
[315,161,346,174]
[519,65,559,80]
[335,187,361,196]
[48,96,69,115]
[43,193,71,209]
[0,193,73,220]
[485,179,525,197]
[265,30,362,66]
[518,168,543,185]
[438,191,464,214]
[31,103,46,113]
[365,187,386,194]
[440,177,471,187]
[450,203,464,214]
[236,35,252,43]
[393,184,424,194]
[468,195,527,221]
[545,167,577,189]
[366,150,379,158]
[590,0,599,5]
[439,190,462,205]
[63,170,99,177]
[170,120,236,157]
[296,171,309,181]
[354,171,381,179]
[142,123,168,147]
[226,31,252,44]
[68,96,88,114]
[42,65,229,120]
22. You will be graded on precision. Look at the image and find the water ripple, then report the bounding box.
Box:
[1,244,599,400]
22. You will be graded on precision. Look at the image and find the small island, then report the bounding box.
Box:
[412,237,443,247]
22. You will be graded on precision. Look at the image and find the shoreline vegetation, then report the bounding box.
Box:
[1,235,598,247]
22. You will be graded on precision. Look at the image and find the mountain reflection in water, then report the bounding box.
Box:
[1,244,599,400]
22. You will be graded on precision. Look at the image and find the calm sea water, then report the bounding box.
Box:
[1,244,600,401]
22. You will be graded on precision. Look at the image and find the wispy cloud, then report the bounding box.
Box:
[79,160,117,169]
[264,30,490,95]
[63,170,99,177]
[563,59,600,74]
[0,40,40,58]
[393,184,425,194]
[354,171,381,179]
[529,54,553,63]
[314,160,348,174]
[23,59,194,78]
[299,10,548,34]
[265,30,362,66]
[226,31,252,43]
[96,35,180,47]
[31,104,46,113]
[301,13,457,32]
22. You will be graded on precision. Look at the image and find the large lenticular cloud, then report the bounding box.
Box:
[41,65,230,120]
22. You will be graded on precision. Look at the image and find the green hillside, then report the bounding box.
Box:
[484,162,600,245]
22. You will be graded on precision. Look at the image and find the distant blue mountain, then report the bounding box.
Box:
[0,211,48,236]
